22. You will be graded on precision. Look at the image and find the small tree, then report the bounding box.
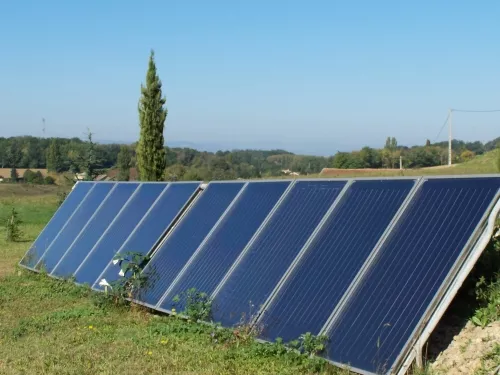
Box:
[6,207,22,242]
[117,145,132,181]
[10,168,18,182]
[82,129,104,181]
[46,139,64,173]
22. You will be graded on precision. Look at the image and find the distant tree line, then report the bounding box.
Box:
[330,136,500,169]
[0,135,498,181]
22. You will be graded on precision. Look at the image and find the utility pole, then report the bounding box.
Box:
[448,109,452,166]
[399,155,403,170]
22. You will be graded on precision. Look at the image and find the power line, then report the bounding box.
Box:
[433,108,500,142]
[451,108,500,113]
[433,112,450,142]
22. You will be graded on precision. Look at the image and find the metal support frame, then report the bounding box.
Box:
[19,176,500,375]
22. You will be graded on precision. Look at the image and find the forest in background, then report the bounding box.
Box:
[0,135,499,181]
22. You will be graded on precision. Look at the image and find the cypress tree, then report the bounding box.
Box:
[136,50,167,181]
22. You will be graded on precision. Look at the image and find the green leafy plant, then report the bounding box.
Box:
[105,251,150,304]
[172,288,212,321]
[288,332,329,356]
[6,207,23,242]
[471,275,500,327]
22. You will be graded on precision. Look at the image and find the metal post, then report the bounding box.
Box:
[448,109,452,166]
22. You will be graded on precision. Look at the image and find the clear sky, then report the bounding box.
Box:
[1,0,499,155]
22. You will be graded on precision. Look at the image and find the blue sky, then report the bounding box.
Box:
[0,0,499,155]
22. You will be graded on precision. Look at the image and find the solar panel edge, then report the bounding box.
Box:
[209,179,297,300]
[72,182,143,283]
[253,179,353,327]
[90,183,172,288]
[319,177,423,338]
[392,189,500,375]
[20,182,97,272]
[50,183,119,276]
[154,181,249,308]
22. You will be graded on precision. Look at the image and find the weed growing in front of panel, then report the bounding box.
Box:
[103,251,151,305]
[172,288,213,321]
[471,224,500,327]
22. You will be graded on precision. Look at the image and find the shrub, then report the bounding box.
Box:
[44,176,55,185]
[6,207,23,242]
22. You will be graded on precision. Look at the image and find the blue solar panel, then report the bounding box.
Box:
[51,183,140,278]
[93,182,200,288]
[213,180,347,326]
[258,179,416,343]
[37,183,115,273]
[73,183,167,285]
[20,182,94,269]
[138,182,245,307]
[325,177,500,374]
[158,181,291,312]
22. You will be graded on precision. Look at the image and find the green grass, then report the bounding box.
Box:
[0,192,351,375]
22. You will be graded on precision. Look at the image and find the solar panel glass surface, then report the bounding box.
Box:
[38,183,115,272]
[259,179,416,342]
[325,177,500,374]
[94,182,200,288]
[51,183,140,278]
[74,183,167,285]
[213,180,346,326]
[138,182,245,307]
[158,181,290,311]
[20,182,94,269]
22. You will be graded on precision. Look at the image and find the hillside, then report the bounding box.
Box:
[320,149,499,178]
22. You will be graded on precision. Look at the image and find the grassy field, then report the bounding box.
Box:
[0,189,352,375]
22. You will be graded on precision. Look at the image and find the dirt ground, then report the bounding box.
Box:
[430,321,499,374]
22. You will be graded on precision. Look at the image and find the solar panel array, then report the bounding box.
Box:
[20,176,500,375]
